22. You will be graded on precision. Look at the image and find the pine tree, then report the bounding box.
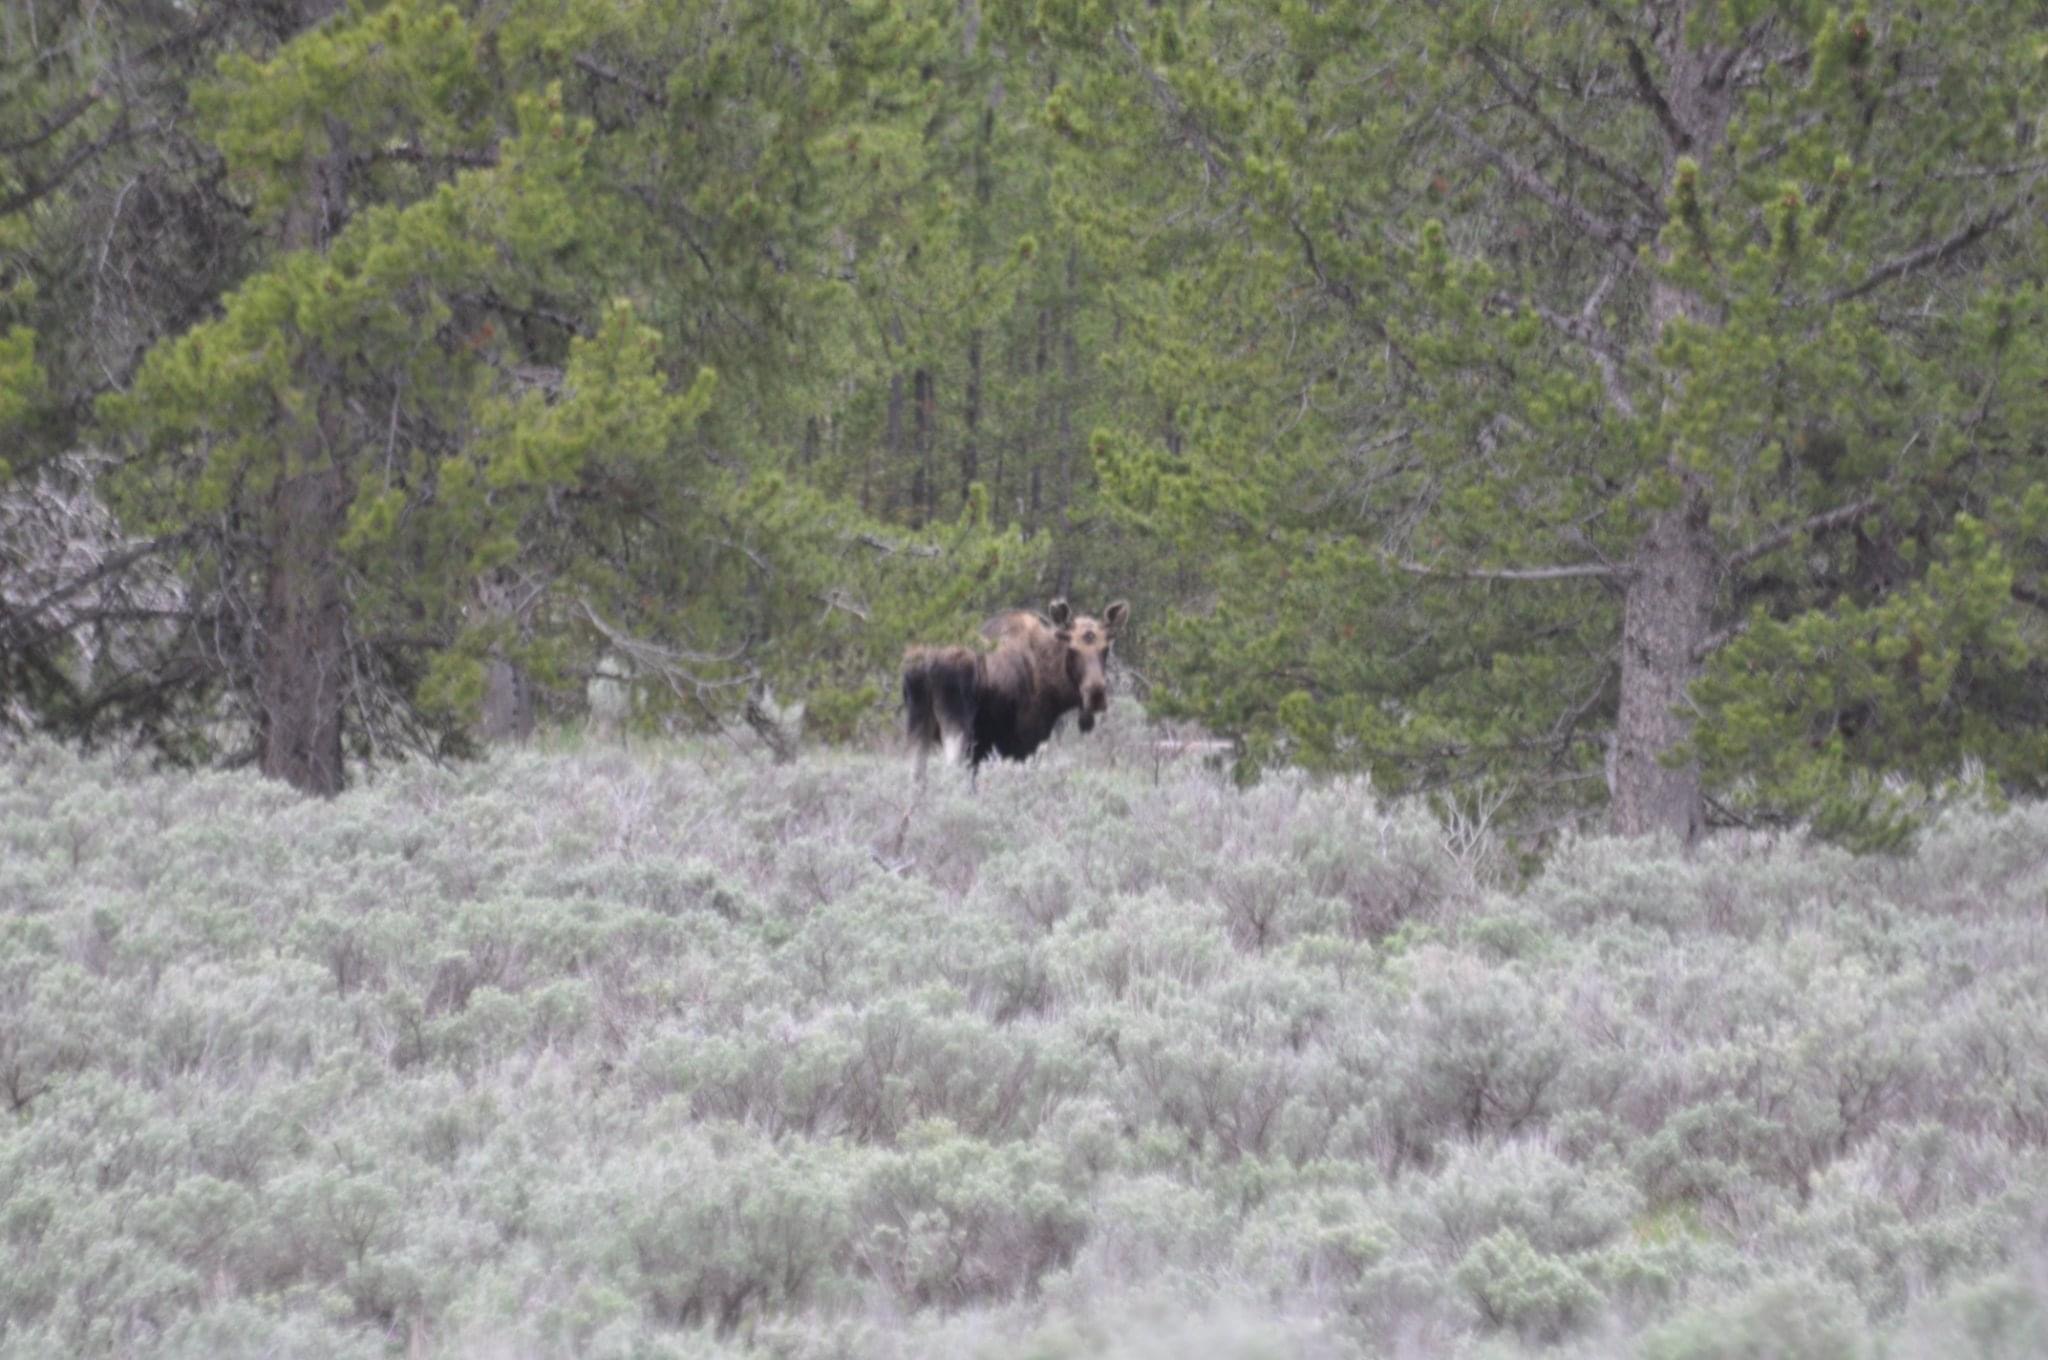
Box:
[1042,0,2048,841]
[1,1,284,735]
[812,6,1135,601]
[81,0,1034,787]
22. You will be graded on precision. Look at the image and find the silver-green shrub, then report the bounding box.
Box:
[1,735,2044,1357]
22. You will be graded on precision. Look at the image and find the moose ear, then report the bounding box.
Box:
[1047,598,1072,626]
[1103,600,1130,634]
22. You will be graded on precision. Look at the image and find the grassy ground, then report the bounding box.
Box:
[2,727,2045,1358]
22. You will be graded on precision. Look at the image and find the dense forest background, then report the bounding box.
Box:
[4,0,2046,846]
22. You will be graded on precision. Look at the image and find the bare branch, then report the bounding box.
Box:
[1547,663,1617,759]
[1579,264,1622,324]
[1535,299,1636,418]
[1693,614,1761,661]
[743,690,798,763]
[2011,581,2048,613]
[1114,29,1230,184]
[579,600,748,669]
[1444,116,1640,262]
[1288,216,1420,375]
[0,529,195,647]
[1741,110,1827,172]
[1392,557,1619,583]
[0,90,100,155]
[1705,17,1777,91]
[1933,160,2048,182]
[1493,270,1638,418]
[869,850,917,875]
[1584,0,1691,150]
[573,52,668,108]
[1826,198,2032,304]
[815,588,869,621]
[1290,218,1356,306]
[1348,425,1416,461]
[0,108,139,217]
[854,532,942,559]
[1471,45,1661,214]
[1725,497,1880,573]
[353,141,499,172]
[454,288,590,339]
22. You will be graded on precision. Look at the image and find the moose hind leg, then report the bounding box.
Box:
[940,722,968,768]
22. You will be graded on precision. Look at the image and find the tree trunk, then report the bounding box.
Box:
[476,573,535,743]
[1611,266,1718,842]
[1605,8,1737,842]
[962,330,981,504]
[1026,304,1051,534]
[259,461,348,794]
[258,69,352,795]
[1056,247,1080,585]
[480,661,533,742]
[884,369,905,518]
[912,365,934,525]
[960,41,995,509]
[1611,493,1713,841]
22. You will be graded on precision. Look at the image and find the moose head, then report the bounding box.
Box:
[1047,597,1128,733]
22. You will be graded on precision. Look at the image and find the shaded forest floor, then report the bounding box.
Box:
[2,729,2046,1358]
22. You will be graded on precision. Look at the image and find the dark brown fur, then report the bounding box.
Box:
[903,598,1129,770]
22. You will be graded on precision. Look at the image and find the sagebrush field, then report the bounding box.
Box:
[3,728,2046,1358]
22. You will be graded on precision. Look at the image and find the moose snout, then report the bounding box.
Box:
[1083,682,1108,714]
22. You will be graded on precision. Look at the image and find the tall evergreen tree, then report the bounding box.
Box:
[1040,0,2048,840]
[24,0,1035,789]
[811,7,1139,603]
[1,0,292,736]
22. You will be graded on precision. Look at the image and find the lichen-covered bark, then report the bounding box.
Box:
[1607,7,1736,843]
[1612,492,1714,841]
[258,459,348,795]
[259,78,352,796]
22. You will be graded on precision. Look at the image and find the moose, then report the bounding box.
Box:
[902,598,1129,776]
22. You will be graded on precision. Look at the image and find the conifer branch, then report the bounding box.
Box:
[1493,269,1637,418]
[1392,557,1619,582]
[1533,300,1636,418]
[1694,620,1747,661]
[1444,117,1639,261]
[0,529,197,651]
[0,8,227,209]
[1470,45,1662,215]
[0,91,101,155]
[854,532,942,559]
[1114,30,1230,185]
[1826,198,2031,303]
[354,142,499,171]
[1584,0,1691,150]
[0,108,140,217]
[456,288,590,338]
[2010,582,2048,613]
[573,53,667,109]
[1724,497,1880,572]
[1290,217,1420,376]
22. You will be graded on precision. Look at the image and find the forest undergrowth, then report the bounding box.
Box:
[2,721,2046,1358]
